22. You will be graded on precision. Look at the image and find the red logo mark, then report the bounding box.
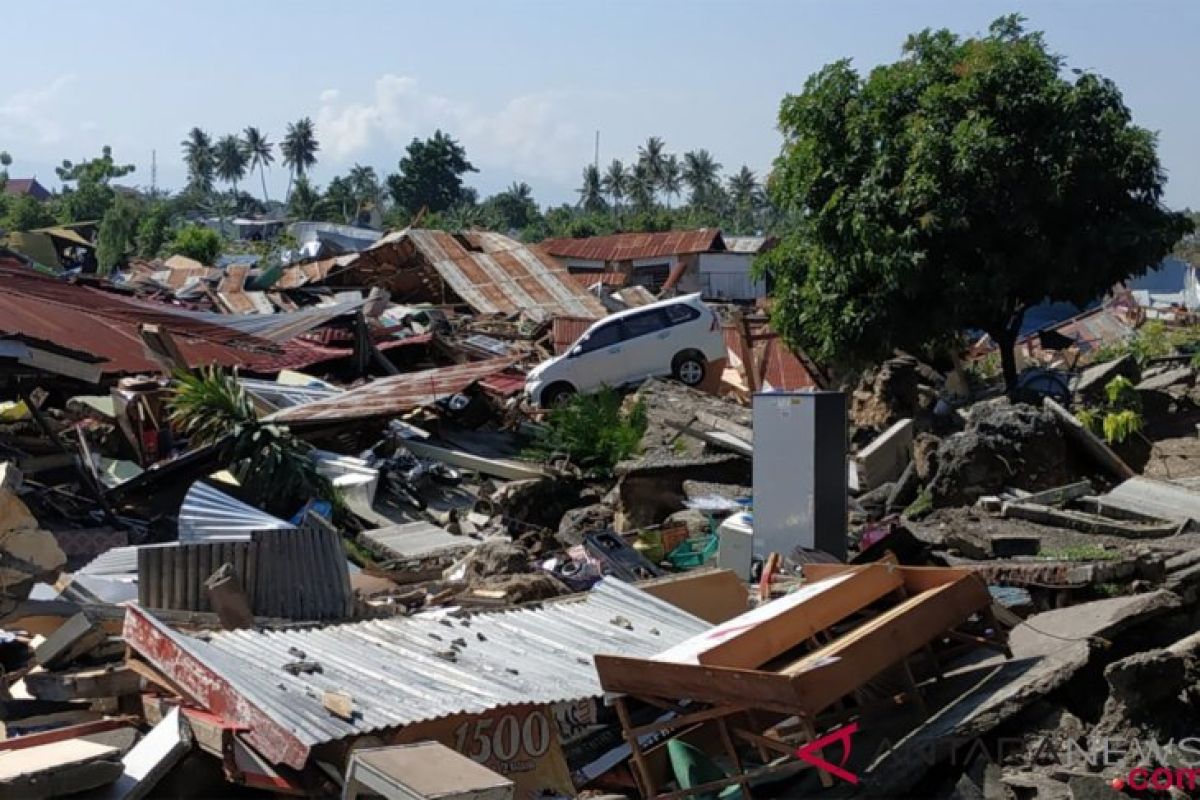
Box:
[795,722,859,785]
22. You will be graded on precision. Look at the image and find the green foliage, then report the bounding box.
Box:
[96,194,140,274]
[181,128,215,193]
[214,134,248,192]
[485,182,539,231]
[281,117,319,182]
[1076,375,1145,444]
[904,489,934,520]
[524,389,648,477]
[135,203,172,258]
[55,145,134,222]
[386,130,477,216]
[1091,321,1200,367]
[168,224,222,265]
[758,15,1192,394]
[169,366,336,514]
[287,176,326,220]
[1,195,55,231]
[243,126,275,204]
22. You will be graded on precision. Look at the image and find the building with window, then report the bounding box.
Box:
[539,229,775,301]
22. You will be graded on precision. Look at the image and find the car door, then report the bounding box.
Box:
[570,319,627,390]
[618,308,672,381]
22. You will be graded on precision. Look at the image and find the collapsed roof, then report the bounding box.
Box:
[278,229,605,320]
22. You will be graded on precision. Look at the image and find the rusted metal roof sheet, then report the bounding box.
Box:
[541,229,724,262]
[570,272,627,289]
[552,316,594,354]
[267,357,514,424]
[404,230,605,320]
[124,578,710,769]
[0,260,334,376]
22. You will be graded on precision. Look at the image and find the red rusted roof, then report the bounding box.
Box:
[722,323,817,391]
[541,229,724,262]
[3,177,51,201]
[267,357,515,424]
[0,260,332,376]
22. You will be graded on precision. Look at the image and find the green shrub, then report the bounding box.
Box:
[168,224,222,265]
[525,388,647,476]
[1076,375,1145,445]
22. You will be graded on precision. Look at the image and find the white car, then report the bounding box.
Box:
[526,293,727,407]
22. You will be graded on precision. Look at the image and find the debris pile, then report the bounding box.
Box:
[2,224,1200,799]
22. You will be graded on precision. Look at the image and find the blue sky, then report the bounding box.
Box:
[3,0,1197,208]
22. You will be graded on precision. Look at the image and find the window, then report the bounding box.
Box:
[577,322,622,353]
[621,309,668,340]
[664,303,700,325]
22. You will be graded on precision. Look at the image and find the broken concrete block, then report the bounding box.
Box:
[990,534,1040,558]
[25,665,142,702]
[1135,365,1194,393]
[857,418,914,491]
[1071,354,1139,399]
[0,489,66,611]
[0,463,20,492]
[35,612,106,670]
[0,738,122,800]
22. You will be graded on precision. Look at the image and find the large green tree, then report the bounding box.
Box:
[181,128,215,193]
[55,145,135,222]
[214,134,248,195]
[760,16,1192,393]
[385,130,477,217]
[243,127,274,204]
[281,117,319,200]
[96,193,140,274]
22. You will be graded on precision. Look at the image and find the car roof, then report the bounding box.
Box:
[594,292,706,325]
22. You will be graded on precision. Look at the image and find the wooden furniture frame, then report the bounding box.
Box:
[595,562,1006,799]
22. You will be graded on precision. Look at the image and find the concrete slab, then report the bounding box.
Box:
[0,738,121,799]
[854,591,1180,797]
[94,707,192,800]
[857,418,914,491]
[25,665,141,702]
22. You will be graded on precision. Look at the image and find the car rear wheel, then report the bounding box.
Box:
[541,382,576,408]
[673,352,707,386]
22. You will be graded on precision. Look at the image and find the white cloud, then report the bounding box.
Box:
[316,74,586,184]
[0,75,77,146]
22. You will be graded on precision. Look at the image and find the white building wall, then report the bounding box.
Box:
[697,252,766,300]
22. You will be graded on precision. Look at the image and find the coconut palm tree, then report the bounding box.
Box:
[682,149,722,207]
[637,136,667,194]
[628,162,656,214]
[288,176,325,220]
[727,165,761,233]
[214,134,248,196]
[325,175,355,224]
[577,164,606,213]
[660,154,682,209]
[281,118,319,201]
[348,164,379,225]
[243,126,275,204]
[602,159,627,219]
[181,128,215,193]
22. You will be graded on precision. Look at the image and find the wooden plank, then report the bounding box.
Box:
[801,563,973,595]
[594,656,805,716]
[636,569,748,624]
[697,565,904,669]
[400,437,549,480]
[783,575,991,715]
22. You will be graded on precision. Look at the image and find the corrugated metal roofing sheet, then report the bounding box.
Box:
[405,230,605,320]
[266,357,515,424]
[178,481,296,542]
[0,260,336,375]
[126,578,709,767]
[541,229,723,262]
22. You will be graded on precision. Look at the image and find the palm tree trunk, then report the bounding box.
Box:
[285,170,294,204]
[260,165,269,205]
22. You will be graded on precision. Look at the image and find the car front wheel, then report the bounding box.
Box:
[673,353,707,386]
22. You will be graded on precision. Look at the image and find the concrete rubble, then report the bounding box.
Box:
[1,229,1200,800]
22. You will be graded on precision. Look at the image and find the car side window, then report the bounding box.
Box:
[578,322,622,353]
[621,309,668,340]
[664,303,700,326]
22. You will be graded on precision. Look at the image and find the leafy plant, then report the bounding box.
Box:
[168,224,222,264]
[169,366,336,515]
[524,388,647,477]
[1076,375,1145,444]
[1040,546,1119,562]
